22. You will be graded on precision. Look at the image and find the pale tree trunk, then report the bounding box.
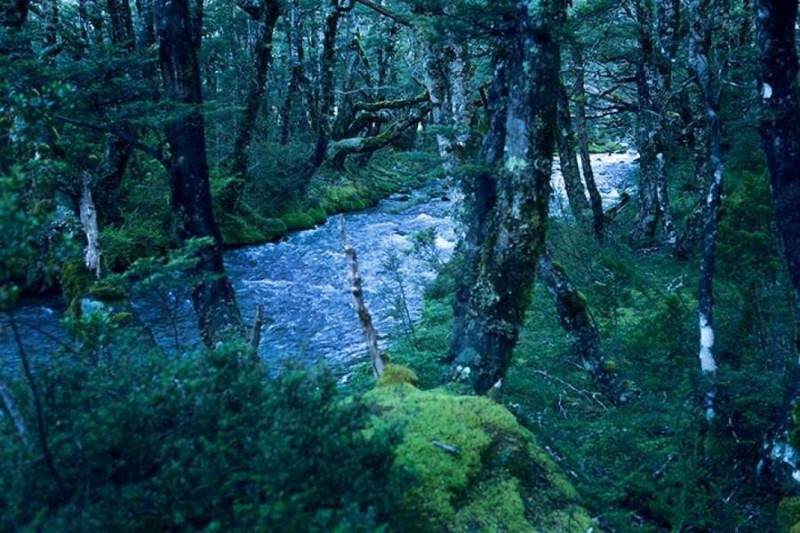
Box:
[570,44,604,240]
[341,221,387,377]
[450,0,566,394]
[538,254,633,404]
[155,0,245,346]
[688,0,724,420]
[556,80,590,223]
[279,0,306,144]
[79,173,102,278]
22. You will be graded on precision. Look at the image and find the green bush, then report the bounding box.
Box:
[0,334,398,531]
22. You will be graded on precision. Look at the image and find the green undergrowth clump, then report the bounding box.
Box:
[366,382,594,532]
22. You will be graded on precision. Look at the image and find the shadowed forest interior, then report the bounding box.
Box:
[3,0,800,530]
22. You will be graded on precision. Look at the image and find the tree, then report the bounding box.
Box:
[155,0,245,345]
[688,0,724,418]
[450,0,567,394]
[630,0,680,247]
[755,0,800,301]
[225,0,283,211]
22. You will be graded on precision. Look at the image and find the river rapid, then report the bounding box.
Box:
[1,152,637,374]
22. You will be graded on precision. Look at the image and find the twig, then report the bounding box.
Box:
[0,376,29,447]
[432,440,460,455]
[533,370,608,410]
[10,314,67,501]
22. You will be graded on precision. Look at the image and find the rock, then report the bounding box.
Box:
[366,383,595,532]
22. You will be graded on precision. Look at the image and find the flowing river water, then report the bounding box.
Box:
[1,152,638,374]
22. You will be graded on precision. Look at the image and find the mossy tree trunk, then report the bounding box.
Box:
[311,0,354,168]
[450,0,566,395]
[226,0,282,212]
[155,0,245,346]
[537,254,632,404]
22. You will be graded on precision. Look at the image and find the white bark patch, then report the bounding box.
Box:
[80,173,102,279]
[698,313,717,373]
[762,83,773,99]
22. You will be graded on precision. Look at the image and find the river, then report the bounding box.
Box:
[1,152,637,373]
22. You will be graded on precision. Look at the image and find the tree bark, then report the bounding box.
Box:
[155,0,245,346]
[556,80,590,223]
[570,44,604,240]
[450,0,565,394]
[312,0,354,167]
[756,0,800,297]
[537,254,632,404]
[631,0,679,247]
[341,222,387,377]
[688,0,723,394]
[227,0,282,211]
[422,34,472,180]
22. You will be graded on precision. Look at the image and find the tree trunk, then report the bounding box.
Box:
[756,0,800,297]
[450,0,565,395]
[312,0,354,168]
[341,221,387,377]
[570,44,604,240]
[279,0,304,144]
[155,0,245,346]
[422,34,472,180]
[688,0,723,401]
[556,80,590,223]
[755,0,800,480]
[631,0,679,247]
[537,254,632,404]
[227,0,282,211]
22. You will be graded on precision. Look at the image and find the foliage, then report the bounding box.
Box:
[0,331,398,531]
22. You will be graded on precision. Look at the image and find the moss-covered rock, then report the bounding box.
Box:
[778,497,800,533]
[366,384,594,532]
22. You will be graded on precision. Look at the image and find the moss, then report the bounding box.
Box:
[281,211,317,231]
[376,364,419,387]
[88,279,126,302]
[778,497,800,533]
[365,386,593,531]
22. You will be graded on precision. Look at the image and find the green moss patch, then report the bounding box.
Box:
[366,384,594,531]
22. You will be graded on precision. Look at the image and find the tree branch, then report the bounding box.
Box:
[56,114,165,164]
[354,0,412,27]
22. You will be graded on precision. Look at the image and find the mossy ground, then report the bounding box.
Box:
[365,383,594,532]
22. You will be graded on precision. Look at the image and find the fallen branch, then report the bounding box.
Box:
[432,440,461,455]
